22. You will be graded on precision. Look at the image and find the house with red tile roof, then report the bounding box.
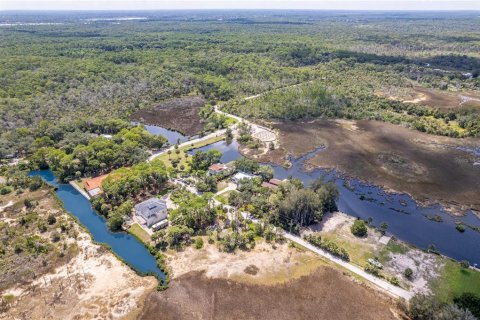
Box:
[84,174,109,197]
[208,163,229,176]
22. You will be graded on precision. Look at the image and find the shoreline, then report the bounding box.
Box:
[69,180,91,200]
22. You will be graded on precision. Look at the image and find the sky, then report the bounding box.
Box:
[1,0,479,11]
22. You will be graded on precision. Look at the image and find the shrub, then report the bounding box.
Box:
[0,186,12,195]
[404,267,414,280]
[23,199,33,208]
[107,214,124,231]
[304,234,349,261]
[195,237,204,249]
[351,219,368,237]
[453,292,480,319]
[389,276,400,286]
[47,214,57,225]
[51,232,61,242]
[456,224,466,233]
[364,263,381,277]
[38,223,47,233]
[459,260,470,268]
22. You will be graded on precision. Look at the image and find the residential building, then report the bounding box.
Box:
[208,163,228,176]
[261,181,278,189]
[84,174,109,197]
[232,172,256,183]
[269,178,284,186]
[134,198,168,227]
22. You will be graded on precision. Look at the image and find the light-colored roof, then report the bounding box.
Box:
[84,174,109,191]
[233,172,256,181]
[134,198,168,227]
[87,187,102,197]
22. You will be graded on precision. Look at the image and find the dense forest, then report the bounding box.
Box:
[1,11,480,157]
[224,63,480,137]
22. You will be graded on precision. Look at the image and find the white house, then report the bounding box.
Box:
[232,172,256,184]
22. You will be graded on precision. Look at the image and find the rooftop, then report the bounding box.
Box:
[269,178,284,186]
[84,174,109,191]
[261,181,278,189]
[208,163,228,172]
[233,172,256,181]
[135,198,168,225]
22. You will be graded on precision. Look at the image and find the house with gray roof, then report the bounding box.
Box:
[134,198,168,227]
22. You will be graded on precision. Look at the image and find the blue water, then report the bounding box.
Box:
[144,124,188,145]
[29,170,165,280]
[188,139,242,163]
[192,142,480,265]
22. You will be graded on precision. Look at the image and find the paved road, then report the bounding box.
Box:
[282,232,414,300]
[148,129,228,162]
[149,83,415,300]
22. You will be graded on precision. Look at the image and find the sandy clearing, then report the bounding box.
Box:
[1,232,157,320]
[386,250,442,294]
[0,200,13,212]
[166,240,325,286]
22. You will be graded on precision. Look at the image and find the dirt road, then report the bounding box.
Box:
[283,232,414,300]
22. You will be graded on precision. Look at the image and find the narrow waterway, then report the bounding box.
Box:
[29,170,165,280]
[192,141,480,265]
[143,124,188,145]
[187,139,241,163]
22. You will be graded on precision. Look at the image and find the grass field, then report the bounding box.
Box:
[129,223,151,244]
[156,135,225,170]
[321,233,376,267]
[377,239,410,264]
[430,260,480,303]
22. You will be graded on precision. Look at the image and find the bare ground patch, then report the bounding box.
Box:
[382,86,480,110]
[1,232,157,320]
[130,96,206,136]
[138,266,399,320]
[385,250,442,295]
[305,212,441,293]
[165,241,325,286]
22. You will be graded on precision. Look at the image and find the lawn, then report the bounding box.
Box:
[214,190,236,205]
[183,135,225,151]
[156,135,225,170]
[377,239,409,264]
[430,259,480,303]
[129,223,151,244]
[321,233,376,267]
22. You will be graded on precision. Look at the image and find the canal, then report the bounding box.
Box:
[29,170,166,280]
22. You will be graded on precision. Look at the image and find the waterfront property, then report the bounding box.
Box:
[84,174,109,197]
[29,170,166,279]
[135,198,168,227]
[261,181,278,189]
[232,171,256,183]
[208,163,229,176]
[261,178,285,189]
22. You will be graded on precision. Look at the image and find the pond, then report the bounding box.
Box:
[143,124,188,145]
[29,170,165,280]
[191,141,480,265]
[187,139,242,163]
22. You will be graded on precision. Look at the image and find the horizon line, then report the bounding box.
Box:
[2,8,480,12]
